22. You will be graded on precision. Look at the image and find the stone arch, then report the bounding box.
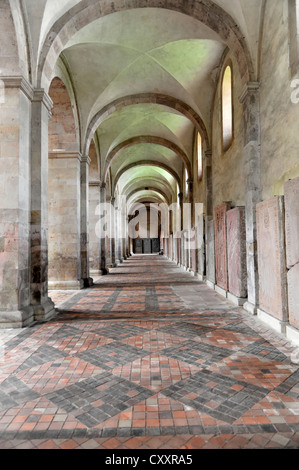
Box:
[112,161,182,197]
[122,175,174,203]
[84,93,210,155]
[127,187,170,206]
[0,0,27,77]
[48,76,79,153]
[37,0,254,92]
[104,136,192,183]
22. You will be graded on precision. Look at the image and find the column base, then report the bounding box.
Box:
[257,308,288,334]
[33,298,57,324]
[82,277,94,288]
[206,280,215,290]
[48,280,84,290]
[101,268,109,275]
[243,301,257,315]
[215,285,227,298]
[286,324,299,348]
[227,292,247,307]
[90,269,102,277]
[0,306,35,329]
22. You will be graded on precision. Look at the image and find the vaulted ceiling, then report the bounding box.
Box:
[23,0,263,207]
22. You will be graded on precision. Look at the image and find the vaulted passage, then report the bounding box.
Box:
[1,0,299,451]
[1,255,299,449]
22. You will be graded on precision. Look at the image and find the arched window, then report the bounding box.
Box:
[185,168,188,195]
[197,132,203,180]
[289,0,299,76]
[222,64,233,153]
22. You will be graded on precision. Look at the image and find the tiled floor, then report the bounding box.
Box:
[1,255,299,449]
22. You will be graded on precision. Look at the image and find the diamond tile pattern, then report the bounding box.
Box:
[1,255,299,450]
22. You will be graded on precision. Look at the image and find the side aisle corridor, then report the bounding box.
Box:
[0,255,299,449]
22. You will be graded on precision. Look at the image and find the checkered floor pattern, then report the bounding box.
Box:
[1,255,299,449]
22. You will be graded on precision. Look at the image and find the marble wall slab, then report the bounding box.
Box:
[206,219,215,284]
[214,203,231,290]
[287,263,299,329]
[227,207,247,299]
[256,196,288,321]
[284,177,299,269]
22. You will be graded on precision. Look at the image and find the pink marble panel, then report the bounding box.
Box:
[226,207,247,298]
[256,197,288,321]
[284,177,299,269]
[214,203,231,290]
[288,263,299,329]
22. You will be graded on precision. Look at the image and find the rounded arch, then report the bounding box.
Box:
[37,0,254,91]
[0,0,27,77]
[48,76,79,153]
[122,176,175,202]
[112,161,182,197]
[84,93,210,154]
[127,188,170,205]
[104,136,192,182]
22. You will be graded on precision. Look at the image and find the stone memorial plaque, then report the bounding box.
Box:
[190,227,197,272]
[256,196,288,321]
[226,207,247,299]
[206,219,215,283]
[214,203,231,290]
[287,263,299,329]
[284,177,299,269]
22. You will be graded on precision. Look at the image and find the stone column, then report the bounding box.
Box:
[116,204,122,264]
[204,149,214,287]
[89,181,101,276]
[48,152,83,290]
[99,182,109,275]
[80,155,93,287]
[30,89,56,322]
[109,197,116,268]
[0,77,34,328]
[204,150,213,220]
[239,82,261,315]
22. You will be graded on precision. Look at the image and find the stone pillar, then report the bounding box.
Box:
[89,181,101,276]
[80,156,93,287]
[99,183,109,275]
[239,82,261,315]
[206,219,216,289]
[214,202,231,297]
[48,152,83,290]
[204,150,214,287]
[109,197,116,268]
[0,77,34,328]
[204,150,213,221]
[226,207,248,305]
[116,205,123,263]
[30,89,56,322]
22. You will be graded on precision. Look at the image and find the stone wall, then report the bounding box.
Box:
[260,0,299,199]
[211,51,245,211]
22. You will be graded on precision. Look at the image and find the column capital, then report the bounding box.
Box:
[48,151,82,161]
[239,81,260,104]
[32,88,53,114]
[81,155,91,165]
[89,180,101,188]
[100,182,107,190]
[0,75,34,101]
